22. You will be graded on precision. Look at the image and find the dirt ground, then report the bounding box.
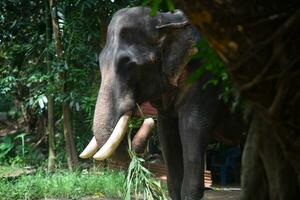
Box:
[205,189,240,200]
[45,189,240,200]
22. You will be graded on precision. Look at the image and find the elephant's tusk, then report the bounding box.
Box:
[93,112,132,160]
[132,118,155,153]
[79,136,99,159]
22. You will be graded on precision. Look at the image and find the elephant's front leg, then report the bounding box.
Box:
[157,112,183,200]
[179,110,210,200]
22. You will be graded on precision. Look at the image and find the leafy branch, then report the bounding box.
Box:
[124,124,167,200]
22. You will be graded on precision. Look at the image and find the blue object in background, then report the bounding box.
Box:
[210,146,241,186]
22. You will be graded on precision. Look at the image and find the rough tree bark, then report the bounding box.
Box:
[46,0,56,171]
[62,104,78,170]
[47,95,56,170]
[49,0,78,170]
[174,0,300,199]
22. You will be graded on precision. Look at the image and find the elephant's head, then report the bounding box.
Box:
[80,7,199,160]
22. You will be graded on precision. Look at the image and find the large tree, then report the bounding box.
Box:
[174,0,300,199]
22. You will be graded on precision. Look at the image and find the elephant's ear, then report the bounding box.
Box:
[157,10,200,87]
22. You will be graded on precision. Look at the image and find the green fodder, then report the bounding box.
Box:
[124,132,167,200]
[0,169,125,199]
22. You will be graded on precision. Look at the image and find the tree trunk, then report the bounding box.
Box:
[174,0,300,198]
[49,0,77,170]
[63,104,78,170]
[47,95,56,170]
[46,0,56,171]
[242,111,299,199]
[49,0,62,58]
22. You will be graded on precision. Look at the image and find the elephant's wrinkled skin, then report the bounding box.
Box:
[92,7,244,199]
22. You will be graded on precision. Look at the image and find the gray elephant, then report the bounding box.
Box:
[80,7,244,200]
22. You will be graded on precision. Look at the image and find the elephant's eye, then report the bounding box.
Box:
[118,56,138,69]
[118,56,131,66]
[117,56,138,76]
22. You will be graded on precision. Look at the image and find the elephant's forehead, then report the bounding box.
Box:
[109,7,158,33]
[99,7,160,69]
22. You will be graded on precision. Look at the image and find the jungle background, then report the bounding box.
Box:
[1,0,298,199]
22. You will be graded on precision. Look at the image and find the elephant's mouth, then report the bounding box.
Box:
[79,104,155,161]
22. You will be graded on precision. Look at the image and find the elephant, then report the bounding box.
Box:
[80,7,245,200]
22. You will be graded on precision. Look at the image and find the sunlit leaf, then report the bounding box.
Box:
[38,98,44,109]
[42,95,48,104]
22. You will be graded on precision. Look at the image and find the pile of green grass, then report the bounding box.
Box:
[0,168,125,199]
[124,131,167,200]
[124,150,167,200]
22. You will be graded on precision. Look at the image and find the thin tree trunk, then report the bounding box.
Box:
[49,0,62,58]
[63,104,78,169]
[47,95,56,170]
[49,0,77,170]
[45,0,56,171]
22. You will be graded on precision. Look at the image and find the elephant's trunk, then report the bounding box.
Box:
[92,79,116,147]
[93,112,131,160]
[80,77,155,160]
[80,77,131,160]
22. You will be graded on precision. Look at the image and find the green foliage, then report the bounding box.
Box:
[187,39,234,103]
[0,133,44,166]
[124,127,167,200]
[142,0,175,15]
[0,136,14,160]
[125,150,167,200]
[0,0,141,165]
[0,168,125,199]
[129,117,145,130]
